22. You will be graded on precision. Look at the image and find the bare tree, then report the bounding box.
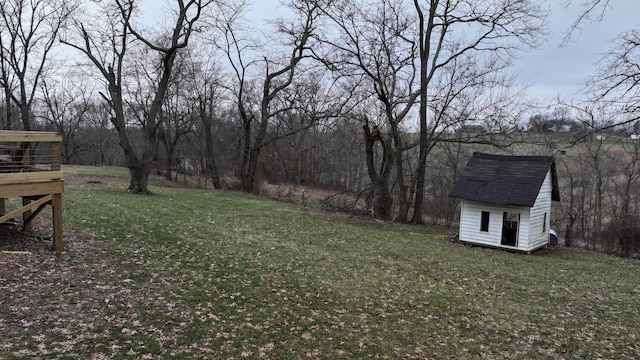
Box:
[585,29,640,127]
[158,85,195,182]
[83,101,118,166]
[558,0,640,254]
[62,0,212,193]
[557,102,615,248]
[39,79,91,163]
[0,0,76,130]
[125,46,197,182]
[0,46,15,129]
[319,0,546,221]
[565,1,640,129]
[197,84,225,189]
[426,140,470,226]
[605,134,640,256]
[411,0,547,223]
[361,114,395,218]
[314,116,366,190]
[562,0,612,46]
[188,57,226,189]
[176,48,234,190]
[319,0,419,220]
[213,0,340,193]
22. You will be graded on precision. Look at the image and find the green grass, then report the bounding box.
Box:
[1,166,639,359]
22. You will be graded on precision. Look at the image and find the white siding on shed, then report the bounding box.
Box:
[527,170,553,250]
[459,200,530,249]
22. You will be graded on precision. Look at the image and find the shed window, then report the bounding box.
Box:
[543,213,547,232]
[480,211,490,232]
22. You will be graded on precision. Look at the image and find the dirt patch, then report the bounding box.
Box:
[0,220,53,252]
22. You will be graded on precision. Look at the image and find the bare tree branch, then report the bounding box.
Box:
[561,0,611,46]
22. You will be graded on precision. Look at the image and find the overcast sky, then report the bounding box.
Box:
[248,0,640,106]
[514,0,640,104]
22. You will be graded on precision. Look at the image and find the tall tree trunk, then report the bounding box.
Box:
[128,163,150,194]
[243,147,261,193]
[389,122,409,222]
[108,77,154,194]
[160,128,183,183]
[3,86,11,129]
[411,1,436,224]
[412,137,429,224]
[165,147,174,181]
[363,124,393,219]
[207,156,222,189]
[201,108,222,189]
[239,102,254,192]
[19,102,30,131]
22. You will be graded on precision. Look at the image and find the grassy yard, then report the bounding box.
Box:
[1,166,639,359]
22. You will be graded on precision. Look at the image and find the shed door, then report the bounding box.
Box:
[501,212,520,246]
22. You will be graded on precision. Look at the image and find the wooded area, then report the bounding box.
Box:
[1,0,639,256]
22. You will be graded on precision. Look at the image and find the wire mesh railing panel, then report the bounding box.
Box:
[0,142,61,174]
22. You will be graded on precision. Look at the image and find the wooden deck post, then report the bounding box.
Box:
[22,198,33,232]
[51,143,60,171]
[51,143,63,251]
[22,144,33,231]
[52,193,63,251]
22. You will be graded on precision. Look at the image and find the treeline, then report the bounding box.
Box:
[0,0,549,221]
[9,90,640,256]
[1,0,639,256]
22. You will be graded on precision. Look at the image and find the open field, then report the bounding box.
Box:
[1,166,639,359]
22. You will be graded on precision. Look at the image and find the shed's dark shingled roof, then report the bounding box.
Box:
[449,152,560,207]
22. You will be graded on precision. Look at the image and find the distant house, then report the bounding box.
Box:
[449,152,560,252]
[456,124,486,135]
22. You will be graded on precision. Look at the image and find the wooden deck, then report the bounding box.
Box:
[0,131,64,251]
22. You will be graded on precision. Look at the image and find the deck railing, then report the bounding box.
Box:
[0,130,62,183]
[0,131,64,251]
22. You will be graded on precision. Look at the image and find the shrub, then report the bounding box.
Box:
[602,215,640,258]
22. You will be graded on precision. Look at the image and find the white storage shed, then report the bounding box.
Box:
[449,153,560,252]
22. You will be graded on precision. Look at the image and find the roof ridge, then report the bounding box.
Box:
[472,152,554,163]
